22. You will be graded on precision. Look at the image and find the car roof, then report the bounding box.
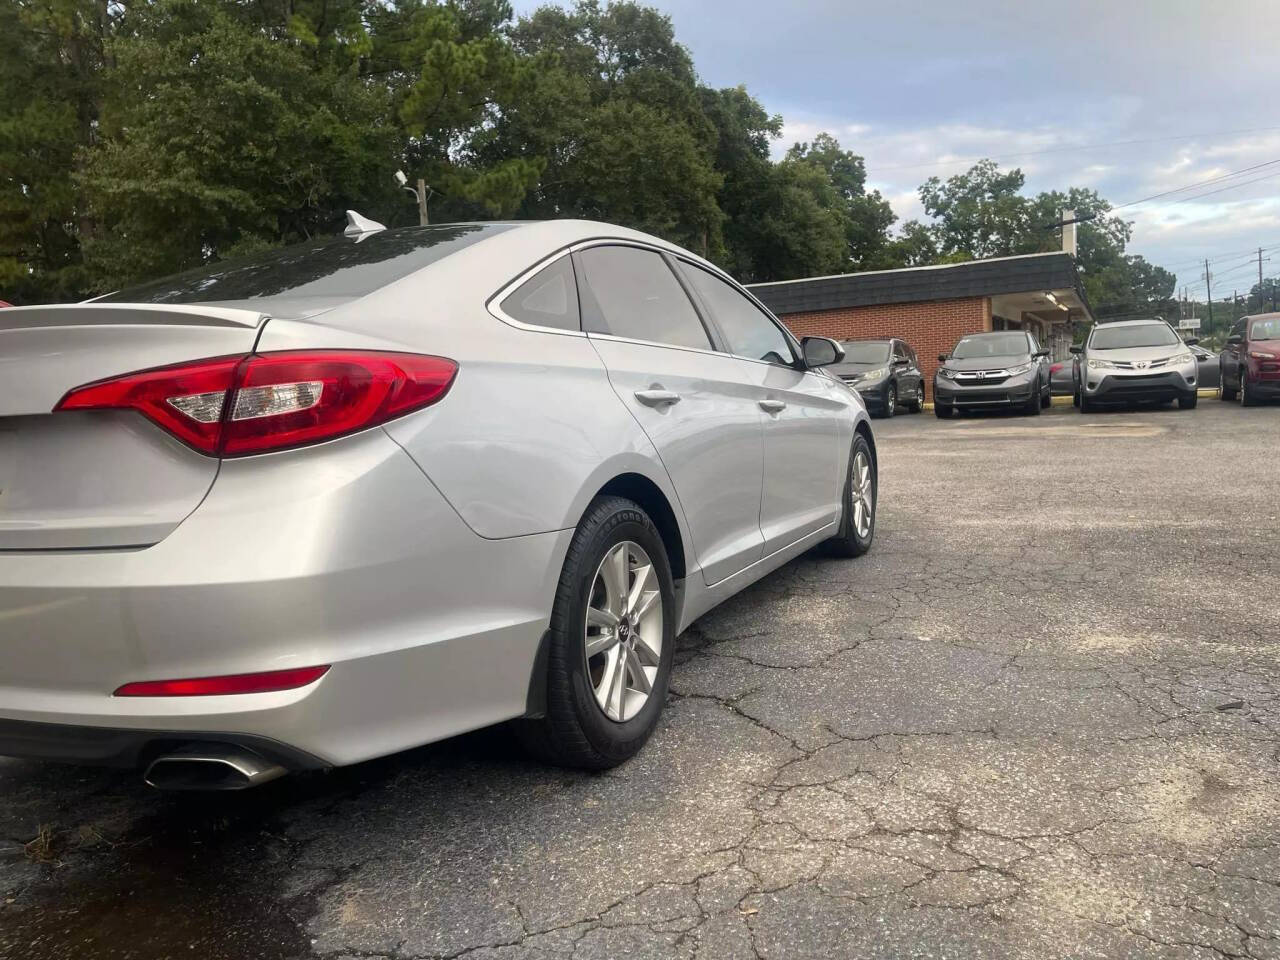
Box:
[1095,318,1168,327]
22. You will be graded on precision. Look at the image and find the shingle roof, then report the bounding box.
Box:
[747,251,1091,317]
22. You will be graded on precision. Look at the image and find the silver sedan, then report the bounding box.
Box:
[0,218,877,788]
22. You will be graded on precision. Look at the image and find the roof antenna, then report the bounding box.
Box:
[344,210,386,240]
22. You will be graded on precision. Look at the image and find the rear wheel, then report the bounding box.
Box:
[1041,384,1052,408]
[1221,366,1237,401]
[1025,383,1042,416]
[883,384,897,418]
[515,496,675,769]
[1179,393,1198,410]
[827,433,876,558]
[907,383,924,413]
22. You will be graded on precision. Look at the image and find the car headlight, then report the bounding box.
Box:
[1007,361,1034,376]
[1249,350,1278,360]
[1087,357,1116,370]
[1166,352,1194,365]
[859,367,889,382]
[937,368,956,380]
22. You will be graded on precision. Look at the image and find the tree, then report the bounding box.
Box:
[918,159,1030,259]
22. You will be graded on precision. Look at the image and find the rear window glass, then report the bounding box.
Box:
[101,224,514,305]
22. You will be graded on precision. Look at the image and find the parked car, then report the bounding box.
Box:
[0,217,878,789]
[1189,343,1219,390]
[1219,312,1280,405]
[829,337,925,417]
[933,330,1051,418]
[1050,358,1076,396]
[1072,318,1198,412]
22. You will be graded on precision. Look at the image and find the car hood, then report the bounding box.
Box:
[829,361,888,378]
[1087,344,1189,362]
[943,354,1030,371]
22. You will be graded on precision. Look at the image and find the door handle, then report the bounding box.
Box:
[634,389,681,407]
[758,399,787,413]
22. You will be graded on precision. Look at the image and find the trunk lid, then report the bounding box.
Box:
[0,303,263,550]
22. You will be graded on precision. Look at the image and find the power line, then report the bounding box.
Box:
[1157,169,1280,208]
[866,126,1280,175]
[1112,158,1280,210]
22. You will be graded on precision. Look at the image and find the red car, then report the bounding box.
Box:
[1221,313,1280,405]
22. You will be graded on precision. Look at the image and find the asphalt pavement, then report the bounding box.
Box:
[3,399,1280,960]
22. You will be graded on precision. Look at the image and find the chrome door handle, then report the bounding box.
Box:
[634,389,681,407]
[758,399,787,413]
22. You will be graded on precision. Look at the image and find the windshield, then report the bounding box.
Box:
[1251,317,1280,340]
[951,333,1028,359]
[101,224,513,305]
[838,341,891,363]
[1089,323,1180,350]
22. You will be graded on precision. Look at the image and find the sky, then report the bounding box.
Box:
[513,0,1280,300]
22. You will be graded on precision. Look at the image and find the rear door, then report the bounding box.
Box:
[675,260,844,554]
[1224,318,1247,386]
[0,303,263,549]
[574,243,766,585]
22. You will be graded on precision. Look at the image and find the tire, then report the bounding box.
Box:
[1041,384,1052,409]
[1025,383,1041,416]
[907,383,924,413]
[1241,369,1259,407]
[1080,393,1095,413]
[827,432,876,558]
[1179,393,1198,410]
[1072,388,1080,408]
[935,403,953,419]
[882,384,897,418]
[1221,367,1237,401]
[515,495,675,769]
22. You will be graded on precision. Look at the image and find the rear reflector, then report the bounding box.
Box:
[56,350,457,456]
[114,665,330,697]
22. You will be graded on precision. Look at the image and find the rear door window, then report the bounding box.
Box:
[576,246,712,350]
[499,255,580,331]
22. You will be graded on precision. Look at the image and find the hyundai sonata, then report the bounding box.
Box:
[0,217,877,788]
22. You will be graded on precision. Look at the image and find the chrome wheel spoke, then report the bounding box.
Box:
[630,586,660,624]
[607,647,627,719]
[585,628,619,658]
[602,544,629,613]
[633,629,662,667]
[625,558,654,616]
[625,646,652,694]
[584,539,664,723]
[587,605,619,629]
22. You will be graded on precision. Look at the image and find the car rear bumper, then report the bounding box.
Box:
[0,428,568,769]
[1084,370,1196,403]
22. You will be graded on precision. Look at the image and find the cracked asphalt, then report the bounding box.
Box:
[4,400,1280,959]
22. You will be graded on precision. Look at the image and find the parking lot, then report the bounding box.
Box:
[3,400,1279,960]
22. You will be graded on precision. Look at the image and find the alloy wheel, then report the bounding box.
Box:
[850,449,874,538]
[886,386,896,416]
[584,541,663,722]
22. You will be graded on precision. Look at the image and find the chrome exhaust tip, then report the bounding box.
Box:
[144,744,287,791]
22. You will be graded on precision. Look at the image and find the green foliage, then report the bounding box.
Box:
[3,0,1178,306]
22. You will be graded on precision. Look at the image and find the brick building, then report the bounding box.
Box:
[749,251,1094,401]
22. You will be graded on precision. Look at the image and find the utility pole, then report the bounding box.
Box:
[1205,259,1214,329]
[416,178,430,226]
[1260,248,1266,311]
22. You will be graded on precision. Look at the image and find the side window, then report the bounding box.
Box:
[576,246,711,350]
[1233,319,1248,338]
[678,262,796,365]
[1027,333,1039,353]
[891,341,908,362]
[499,255,580,331]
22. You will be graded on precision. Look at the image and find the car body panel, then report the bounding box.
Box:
[933,332,1049,411]
[1076,319,1197,405]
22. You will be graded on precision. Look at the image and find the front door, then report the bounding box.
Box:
[675,260,844,555]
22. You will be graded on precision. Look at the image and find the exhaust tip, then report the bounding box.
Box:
[144,744,287,791]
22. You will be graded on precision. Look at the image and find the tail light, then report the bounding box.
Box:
[1049,363,1063,374]
[56,351,457,456]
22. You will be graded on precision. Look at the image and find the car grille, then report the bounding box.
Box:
[953,390,1010,405]
[952,370,1010,385]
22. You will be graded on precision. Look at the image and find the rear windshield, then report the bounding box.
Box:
[100,224,514,305]
[1089,323,1180,350]
[951,333,1028,359]
[1250,317,1280,340]
[839,341,891,363]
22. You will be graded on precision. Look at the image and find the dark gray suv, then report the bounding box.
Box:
[829,338,925,417]
[934,331,1051,418]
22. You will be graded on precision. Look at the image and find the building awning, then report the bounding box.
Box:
[748,251,1094,324]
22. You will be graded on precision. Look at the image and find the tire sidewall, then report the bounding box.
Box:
[838,433,877,553]
[557,508,676,758]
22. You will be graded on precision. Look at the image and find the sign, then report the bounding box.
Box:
[1178,317,1202,331]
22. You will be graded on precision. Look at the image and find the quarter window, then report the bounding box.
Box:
[678,262,796,365]
[499,255,580,331]
[576,246,711,350]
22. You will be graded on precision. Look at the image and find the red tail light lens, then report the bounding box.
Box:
[56,351,457,456]
[115,665,330,697]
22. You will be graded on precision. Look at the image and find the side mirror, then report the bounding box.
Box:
[893,357,910,367]
[1069,345,1082,355]
[938,353,949,363]
[1183,337,1199,346]
[1033,350,1050,359]
[801,336,844,368]
[1227,335,1243,345]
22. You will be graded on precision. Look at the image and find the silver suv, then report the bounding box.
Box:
[1071,318,1199,412]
